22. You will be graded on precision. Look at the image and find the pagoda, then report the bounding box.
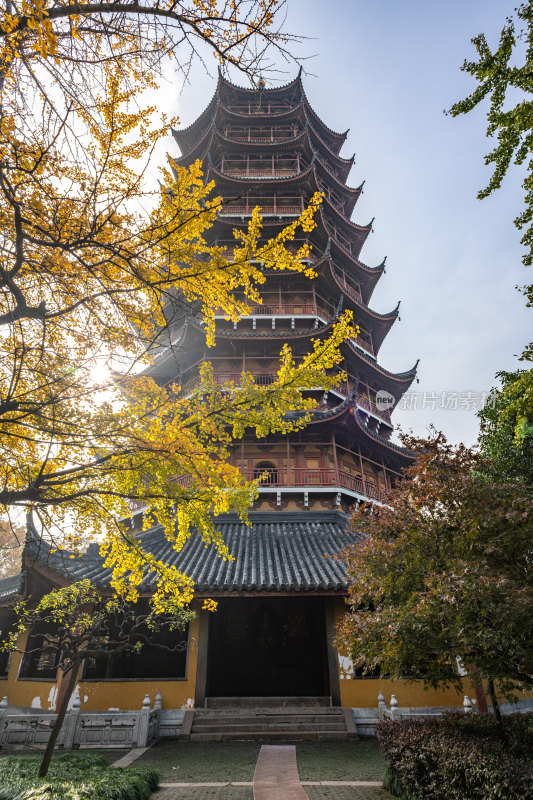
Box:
[0,72,441,727]
[141,71,418,704]
[158,69,418,513]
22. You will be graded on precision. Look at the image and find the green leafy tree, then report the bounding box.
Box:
[479,368,533,486]
[449,3,533,278]
[336,432,533,723]
[4,580,193,777]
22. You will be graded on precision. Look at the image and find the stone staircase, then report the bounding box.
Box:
[180,704,358,742]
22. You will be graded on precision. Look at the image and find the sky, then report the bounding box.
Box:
[152,0,531,446]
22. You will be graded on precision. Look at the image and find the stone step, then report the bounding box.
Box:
[205,696,332,709]
[192,713,344,725]
[191,721,347,733]
[189,729,349,742]
[194,708,344,719]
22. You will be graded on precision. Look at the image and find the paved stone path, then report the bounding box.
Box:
[150,744,393,800]
[253,745,309,800]
[153,786,392,800]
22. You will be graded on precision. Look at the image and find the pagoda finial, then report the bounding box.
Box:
[298,65,303,79]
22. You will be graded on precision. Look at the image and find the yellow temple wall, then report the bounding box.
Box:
[334,599,469,709]
[339,676,466,709]
[1,613,200,712]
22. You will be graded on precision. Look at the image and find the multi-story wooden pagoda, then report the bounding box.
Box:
[1,72,468,731]
[154,69,418,513]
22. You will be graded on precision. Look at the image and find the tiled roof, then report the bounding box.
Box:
[25,512,357,594]
[0,573,23,602]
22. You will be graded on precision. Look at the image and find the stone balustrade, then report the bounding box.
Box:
[0,691,162,751]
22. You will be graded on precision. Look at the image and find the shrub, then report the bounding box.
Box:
[0,752,159,800]
[377,712,533,800]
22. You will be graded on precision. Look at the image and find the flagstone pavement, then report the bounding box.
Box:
[151,744,394,800]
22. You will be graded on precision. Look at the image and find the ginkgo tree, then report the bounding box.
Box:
[0,1,355,611]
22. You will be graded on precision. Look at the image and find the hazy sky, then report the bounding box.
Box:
[155,0,531,446]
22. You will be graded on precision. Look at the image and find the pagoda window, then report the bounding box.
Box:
[19,621,61,680]
[253,461,278,485]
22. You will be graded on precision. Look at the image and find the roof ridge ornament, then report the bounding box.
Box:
[323,237,332,257]
[25,509,39,543]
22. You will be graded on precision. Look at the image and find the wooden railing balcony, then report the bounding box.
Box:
[180,370,391,426]
[209,238,316,262]
[228,129,300,142]
[324,223,354,257]
[335,271,363,302]
[235,302,333,318]
[250,467,388,502]
[353,336,374,356]
[331,381,391,424]
[221,167,300,178]
[355,392,391,422]
[219,200,304,216]
[180,371,277,396]
[170,466,388,503]
[225,103,295,114]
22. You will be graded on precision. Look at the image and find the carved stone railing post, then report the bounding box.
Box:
[153,691,162,738]
[463,695,473,714]
[390,694,400,720]
[0,696,8,745]
[377,691,387,721]
[63,694,81,749]
[137,694,151,747]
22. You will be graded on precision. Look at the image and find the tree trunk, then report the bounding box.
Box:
[38,661,78,778]
[487,676,506,742]
[488,677,502,723]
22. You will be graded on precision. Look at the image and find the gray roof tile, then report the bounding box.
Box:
[25,512,357,593]
[0,573,23,602]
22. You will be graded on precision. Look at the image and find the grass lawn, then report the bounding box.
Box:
[132,739,385,783]
[0,749,129,763]
[297,740,386,782]
[0,752,159,799]
[133,741,261,782]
